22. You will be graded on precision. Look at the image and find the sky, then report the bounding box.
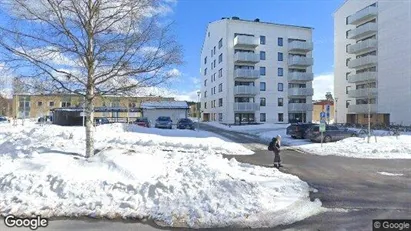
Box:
[166,0,344,101]
[0,0,344,101]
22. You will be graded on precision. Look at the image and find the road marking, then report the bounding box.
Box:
[377,172,404,176]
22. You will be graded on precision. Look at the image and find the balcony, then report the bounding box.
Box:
[288,56,313,68]
[348,39,377,54]
[347,71,377,83]
[288,72,314,82]
[348,55,377,69]
[233,102,260,112]
[234,52,260,64]
[347,22,377,40]
[348,6,378,25]
[288,41,313,53]
[233,35,259,48]
[234,85,259,96]
[288,88,314,97]
[234,69,260,80]
[348,104,377,113]
[288,103,313,112]
[348,88,378,98]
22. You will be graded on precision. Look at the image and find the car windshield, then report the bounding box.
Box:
[179,119,191,122]
[158,117,171,121]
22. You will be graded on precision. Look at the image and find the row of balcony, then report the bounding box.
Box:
[347,5,378,26]
[347,39,377,54]
[347,22,377,40]
[233,102,313,112]
[348,55,377,69]
[347,71,377,83]
[233,35,313,53]
[232,85,314,97]
[348,88,378,98]
[234,69,313,81]
[234,52,314,68]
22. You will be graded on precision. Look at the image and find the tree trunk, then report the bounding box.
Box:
[85,90,94,158]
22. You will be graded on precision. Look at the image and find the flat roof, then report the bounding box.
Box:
[212,17,314,30]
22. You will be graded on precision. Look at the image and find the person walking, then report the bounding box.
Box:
[268,135,282,169]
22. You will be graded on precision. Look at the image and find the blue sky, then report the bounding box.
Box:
[167,0,344,101]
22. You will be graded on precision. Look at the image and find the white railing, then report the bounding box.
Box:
[288,72,314,82]
[348,6,378,25]
[347,71,377,83]
[234,35,259,47]
[288,41,313,52]
[234,69,260,79]
[234,86,259,95]
[348,55,377,69]
[288,103,313,112]
[288,56,314,66]
[348,39,377,54]
[233,102,260,112]
[288,88,314,96]
[234,52,260,63]
[348,104,377,113]
[348,88,378,98]
[348,22,377,40]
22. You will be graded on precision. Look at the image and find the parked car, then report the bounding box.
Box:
[177,118,195,130]
[95,118,110,126]
[37,116,52,123]
[134,117,150,127]
[0,116,8,123]
[155,116,173,129]
[306,125,358,143]
[286,123,317,139]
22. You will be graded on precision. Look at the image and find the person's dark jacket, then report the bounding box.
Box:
[268,138,280,152]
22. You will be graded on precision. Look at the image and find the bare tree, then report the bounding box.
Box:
[0,0,182,157]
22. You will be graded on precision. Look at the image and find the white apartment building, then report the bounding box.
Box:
[334,0,411,126]
[199,17,314,124]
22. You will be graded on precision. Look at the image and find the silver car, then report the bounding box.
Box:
[155,116,173,129]
[306,125,358,143]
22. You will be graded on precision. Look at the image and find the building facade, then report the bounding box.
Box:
[200,17,314,124]
[312,100,334,123]
[12,94,174,119]
[334,0,411,125]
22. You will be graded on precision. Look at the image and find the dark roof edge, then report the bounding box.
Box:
[210,18,314,30]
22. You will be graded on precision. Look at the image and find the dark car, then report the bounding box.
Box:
[306,125,358,143]
[37,116,52,123]
[134,117,150,127]
[0,116,8,123]
[177,118,195,130]
[95,118,110,126]
[155,116,173,129]
[286,123,317,139]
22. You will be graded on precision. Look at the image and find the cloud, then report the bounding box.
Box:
[167,68,181,77]
[312,73,334,100]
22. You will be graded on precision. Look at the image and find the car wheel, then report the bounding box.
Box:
[324,135,332,143]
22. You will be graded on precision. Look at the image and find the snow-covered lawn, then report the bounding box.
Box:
[0,123,323,228]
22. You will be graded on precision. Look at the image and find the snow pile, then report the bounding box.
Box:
[297,135,411,159]
[0,123,323,228]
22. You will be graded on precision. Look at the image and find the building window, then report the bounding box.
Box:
[218,38,223,49]
[260,51,266,60]
[37,102,43,107]
[213,86,216,95]
[346,100,351,108]
[260,97,266,106]
[260,113,266,122]
[278,98,283,107]
[218,113,223,122]
[219,98,223,107]
[211,49,213,57]
[346,44,350,52]
[204,91,207,98]
[260,67,266,76]
[278,52,283,61]
[204,79,207,86]
[346,86,351,94]
[204,56,207,64]
[62,101,71,107]
[213,46,216,55]
[346,30,350,39]
[278,68,283,76]
[346,58,351,67]
[208,32,210,37]
[204,102,207,109]
[260,35,266,45]
[346,72,350,80]
[49,102,54,107]
[204,68,207,76]
[278,37,283,46]
[278,113,284,122]
[213,60,216,68]
[278,83,284,91]
[218,68,223,78]
[218,83,222,92]
[260,82,266,91]
[346,16,349,25]
[218,54,223,63]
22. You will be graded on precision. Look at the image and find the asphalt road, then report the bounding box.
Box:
[2,123,411,231]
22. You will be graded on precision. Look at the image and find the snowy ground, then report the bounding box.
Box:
[0,122,323,228]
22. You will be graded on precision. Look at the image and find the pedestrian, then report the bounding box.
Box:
[268,135,282,169]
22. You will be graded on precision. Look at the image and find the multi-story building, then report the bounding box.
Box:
[200,17,314,124]
[12,94,174,119]
[334,0,411,125]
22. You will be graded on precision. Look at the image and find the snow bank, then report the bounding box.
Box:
[297,135,411,159]
[0,123,323,228]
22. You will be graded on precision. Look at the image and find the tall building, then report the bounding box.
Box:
[200,17,314,124]
[334,0,411,125]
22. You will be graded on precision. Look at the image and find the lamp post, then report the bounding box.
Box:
[197,91,201,131]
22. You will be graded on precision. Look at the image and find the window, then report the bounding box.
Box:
[213,60,216,68]
[62,101,71,107]
[260,82,266,91]
[346,30,350,38]
[218,68,223,77]
[260,97,266,106]
[218,83,222,92]
[346,100,351,108]
[278,113,284,122]
[218,38,223,49]
[211,49,213,57]
[260,35,266,45]
[204,91,207,98]
[278,68,284,76]
[278,83,284,91]
[278,52,283,61]
[346,44,350,52]
[278,37,283,46]
[346,86,351,94]
[346,58,351,66]
[278,98,283,107]
[204,68,207,76]
[346,16,349,25]
[213,100,216,108]
[218,54,223,63]
[213,46,216,55]
[37,102,43,107]
[49,101,54,107]
[218,113,223,122]
[204,57,207,64]
[204,79,207,86]
[208,32,210,37]
[346,72,350,80]
[260,51,266,60]
[260,113,266,122]
[204,102,207,109]
[219,98,223,107]
[213,86,216,95]
[260,67,266,76]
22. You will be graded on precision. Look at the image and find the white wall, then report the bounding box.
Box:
[142,109,187,126]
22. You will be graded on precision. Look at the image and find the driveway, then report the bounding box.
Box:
[2,123,411,230]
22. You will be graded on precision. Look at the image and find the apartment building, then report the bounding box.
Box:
[12,94,174,119]
[200,17,314,124]
[334,0,411,125]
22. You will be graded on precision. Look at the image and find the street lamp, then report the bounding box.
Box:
[197,91,201,131]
